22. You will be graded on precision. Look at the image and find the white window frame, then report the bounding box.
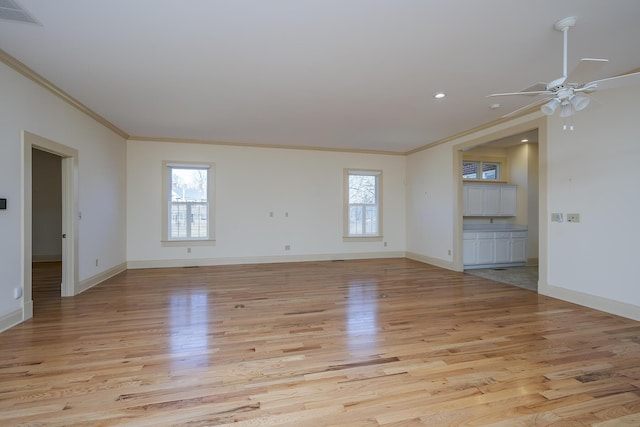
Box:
[161,161,215,246]
[462,158,505,181]
[343,169,383,241]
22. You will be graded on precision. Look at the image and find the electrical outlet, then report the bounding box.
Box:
[448,249,451,256]
[187,247,191,253]
[567,213,580,223]
[285,245,291,251]
[95,259,99,267]
[384,242,388,247]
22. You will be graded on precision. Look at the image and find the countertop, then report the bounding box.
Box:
[463,224,528,232]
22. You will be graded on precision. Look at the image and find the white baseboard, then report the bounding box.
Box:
[32,254,62,262]
[540,282,640,321]
[406,252,455,271]
[127,251,406,269]
[0,308,24,333]
[77,262,127,294]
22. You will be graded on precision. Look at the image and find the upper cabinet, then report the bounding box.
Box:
[463,183,517,216]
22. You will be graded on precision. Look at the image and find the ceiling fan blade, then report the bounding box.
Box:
[487,90,552,98]
[582,70,640,92]
[522,82,548,92]
[501,96,554,118]
[566,58,609,86]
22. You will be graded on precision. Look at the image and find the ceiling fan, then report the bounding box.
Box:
[488,16,640,129]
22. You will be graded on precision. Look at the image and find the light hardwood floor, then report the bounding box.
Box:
[2,259,640,426]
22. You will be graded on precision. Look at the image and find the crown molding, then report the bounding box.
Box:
[0,49,129,139]
[128,135,405,156]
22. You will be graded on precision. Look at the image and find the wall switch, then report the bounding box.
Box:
[551,213,563,222]
[285,245,291,251]
[14,287,22,299]
[567,213,580,223]
[187,247,191,253]
[95,258,99,267]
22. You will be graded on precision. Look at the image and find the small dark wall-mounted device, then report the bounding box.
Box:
[0,199,6,210]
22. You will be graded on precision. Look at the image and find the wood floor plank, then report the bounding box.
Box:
[1,259,639,425]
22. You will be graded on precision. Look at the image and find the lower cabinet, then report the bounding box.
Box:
[463,230,527,268]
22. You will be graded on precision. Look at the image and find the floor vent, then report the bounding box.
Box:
[0,0,40,25]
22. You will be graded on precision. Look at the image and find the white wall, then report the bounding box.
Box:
[405,143,455,268]
[544,82,640,316]
[127,140,406,267]
[0,62,127,329]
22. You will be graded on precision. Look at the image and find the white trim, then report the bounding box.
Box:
[127,252,406,269]
[540,282,640,322]
[77,262,127,294]
[23,131,79,326]
[406,252,456,271]
[0,308,24,333]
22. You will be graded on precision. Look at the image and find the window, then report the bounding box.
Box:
[463,160,501,180]
[345,170,382,238]
[162,162,214,244]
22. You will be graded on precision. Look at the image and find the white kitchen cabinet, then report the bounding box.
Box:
[463,183,517,217]
[510,232,528,262]
[463,185,485,216]
[494,232,511,263]
[499,185,517,216]
[463,229,528,268]
[476,232,495,264]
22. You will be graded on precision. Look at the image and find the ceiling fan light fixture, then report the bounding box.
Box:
[559,102,573,118]
[541,98,561,116]
[570,93,590,111]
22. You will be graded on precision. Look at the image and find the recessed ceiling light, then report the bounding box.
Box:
[490,103,501,109]
[434,92,445,99]
[521,139,529,142]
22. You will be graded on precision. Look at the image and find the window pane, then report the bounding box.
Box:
[349,205,363,235]
[349,174,376,204]
[169,167,208,239]
[463,161,478,179]
[482,162,499,180]
[364,205,378,235]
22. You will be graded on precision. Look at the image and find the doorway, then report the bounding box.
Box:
[454,119,546,293]
[32,148,63,304]
[23,131,78,320]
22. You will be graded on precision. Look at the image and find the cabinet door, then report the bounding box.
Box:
[463,236,477,265]
[483,186,501,216]
[499,185,517,216]
[510,237,527,262]
[464,185,484,216]
[494,234,511,263]
[476,233,495,264]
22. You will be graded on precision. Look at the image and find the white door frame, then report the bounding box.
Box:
[23,131,79,319]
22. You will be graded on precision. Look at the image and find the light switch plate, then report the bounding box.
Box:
[551,213,563,222]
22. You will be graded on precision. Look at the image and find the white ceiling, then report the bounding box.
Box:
[1,0,639,153]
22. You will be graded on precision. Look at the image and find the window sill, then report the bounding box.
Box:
[343,236,383,242]
[161,239,216,247]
